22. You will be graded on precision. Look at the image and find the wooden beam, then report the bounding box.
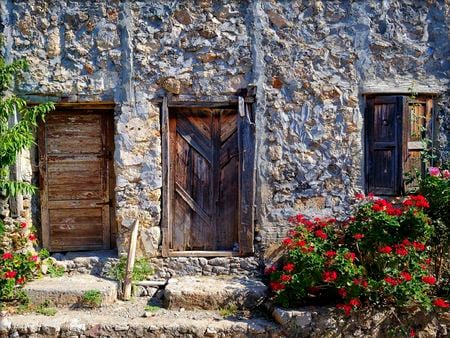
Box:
[151,95,254,107]
[168,250,238,257]
[123,219,139,301]
[161,96,171,257]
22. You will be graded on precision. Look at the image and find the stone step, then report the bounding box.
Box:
[23,275,118,308]
[6,312,283,337]
[163,276,268,310]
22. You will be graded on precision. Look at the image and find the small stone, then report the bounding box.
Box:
[0,311,12,333]
[198,24,218,39]
[159,77,182,94]
[267,10,289,29]
[272,76,283,89]
[197,52,219,63]
[47,29,61,58]
[85,63,95,74]
[173,10,192,25]
[205,327,217,337]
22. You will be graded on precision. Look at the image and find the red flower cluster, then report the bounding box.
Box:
[20,222,27,228]
[270,282,285,291]
[314,229,328,239]
[402,195,429,209]
[353,278,368,288]
[264,265,276,275]
[283,263,295,272]
[280,274,292,282]
[344,252,356,262]
[324,250,337,258]
[421,276,436,285]
[4,271,17,279]
[400,271,412,281]
[433,298,449,308]
[322,270,338,282]
[384,276,401,286]
[413,242,425,251]
[372,199,402,216]
[282,237,293,246]
[2,252,13,260]
[336,303,353,316]
[394,244,408,256]
[378,245,392,254]
[353,233,364,240]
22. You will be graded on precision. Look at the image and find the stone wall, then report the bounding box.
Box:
[1,0,448,259]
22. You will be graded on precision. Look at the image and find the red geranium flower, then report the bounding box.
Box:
[355,193,365,200]
[322,271,338,282]
[20,222,27,228]
[344,252,356,262]
[413,242,425,251]
[402,238,412,246]
[349,298,361,307]
[401,271,412,281]
[283,263,295,272]
[378,246,392,254]
[395,246,408,256]
[29,234,37,241]
[2,252,13,260]
[280,274,292,282]
[338,288,347,298]
[264,265,276,275]
[296,240,306,247]
[433,298,450,308]
[270,282,286,291]
[30,255,39,262]
[384,276,400,286]
[16,277,25,285]
[324,250,336,258]
[314,229,328,239]
[282,237,293,246]
[410,328,416,337]
[336,303,352,316]
[353,233,364,240]
[4,271,17,279]
[421,276,436,285]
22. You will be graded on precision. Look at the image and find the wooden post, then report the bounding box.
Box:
[123,219,139,300]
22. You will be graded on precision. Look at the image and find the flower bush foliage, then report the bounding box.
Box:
[267,194,449,315]
[0,220,47,301]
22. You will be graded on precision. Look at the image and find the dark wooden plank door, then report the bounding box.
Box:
[39,109,113,251]
[366,96,404,195]
[169,108,239,252]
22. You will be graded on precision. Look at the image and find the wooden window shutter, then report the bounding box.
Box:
[237,97,256,255]
[366,96,405,196]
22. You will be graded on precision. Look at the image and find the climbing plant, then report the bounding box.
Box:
[0,53,54,199]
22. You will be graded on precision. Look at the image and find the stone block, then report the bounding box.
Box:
[23,275,118,307]
[163,276,267,310]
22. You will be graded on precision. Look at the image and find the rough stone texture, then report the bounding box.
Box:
[164,276,268,310]
[51,250,118,275]
[23,275,118,307]
[272,306,450,338]
[0,1,448,262]
[5,298,283,338]
[149,256,262,279]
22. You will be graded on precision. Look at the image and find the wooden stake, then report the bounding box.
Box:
[123,219,139,300]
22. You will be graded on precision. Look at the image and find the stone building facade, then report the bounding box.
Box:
[0,1,448,263]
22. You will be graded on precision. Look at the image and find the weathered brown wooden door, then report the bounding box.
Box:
[169,108,239,251]
[39,108,114,251]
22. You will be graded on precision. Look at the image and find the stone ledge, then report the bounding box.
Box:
[3,313,282,338]
[164,276,268,310]
[23,275,118,307]
[272,306,450,337]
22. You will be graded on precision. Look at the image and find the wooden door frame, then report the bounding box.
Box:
[161,96,256,257]
[38,103,116,252]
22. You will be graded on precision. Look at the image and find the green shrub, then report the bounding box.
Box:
[107,256,153,282]
[81,290,102,308]
[35,300,57,316]
[267,194,449,314]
